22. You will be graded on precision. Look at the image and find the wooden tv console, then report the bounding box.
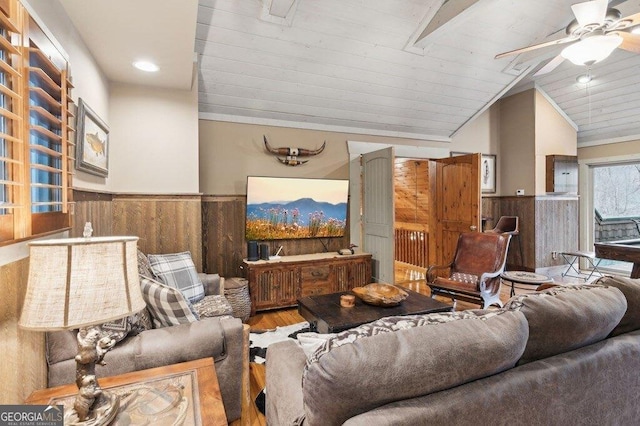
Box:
[243,252,372,314]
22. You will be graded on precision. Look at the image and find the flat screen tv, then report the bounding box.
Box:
[245,176,349,240]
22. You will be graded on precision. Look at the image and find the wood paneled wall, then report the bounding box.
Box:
[499,196,535,270]
[201,195,349,278]
[497,195,579,271]
[72,190,576,276]
[394,159,429,224]
[534,197,579,269]
[73,190,113,237]
[73,191,204,271]
[481,197,501,231]
[0,257,47,403]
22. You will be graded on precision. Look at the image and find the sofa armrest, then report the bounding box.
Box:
[199,273,224,296]
[266,339,308,426]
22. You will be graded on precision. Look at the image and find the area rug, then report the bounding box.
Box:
[249,321,310,364]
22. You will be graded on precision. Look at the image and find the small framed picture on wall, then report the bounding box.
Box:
[76,98,109,177]
[481,154,496,194]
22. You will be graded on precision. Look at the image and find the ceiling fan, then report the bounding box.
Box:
[495,0,640,75]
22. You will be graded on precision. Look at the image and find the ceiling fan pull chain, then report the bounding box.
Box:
[587,74,592,125]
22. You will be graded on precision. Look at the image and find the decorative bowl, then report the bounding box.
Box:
[351,284,409,307]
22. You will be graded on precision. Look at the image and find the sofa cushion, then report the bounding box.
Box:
[192,295,234,318]
[148,252,205,303]
[504,284,626,365]
[140,276,199,328]
[301,309,528,425]
[594,275,640,336]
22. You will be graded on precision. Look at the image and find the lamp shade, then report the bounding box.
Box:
[561,34,622,66]
[19,236,145,331]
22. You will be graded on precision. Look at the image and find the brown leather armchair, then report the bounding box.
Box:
[427,232,511,309]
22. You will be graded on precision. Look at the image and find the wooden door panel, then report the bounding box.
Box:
[362,147,395,284]
[432,154,481,267]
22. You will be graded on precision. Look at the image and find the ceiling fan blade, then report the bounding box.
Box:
[533,55,566,76]
[495,36,576,59]
[571,0,608,27]
[613,31,640,53]
[619,11,640,27]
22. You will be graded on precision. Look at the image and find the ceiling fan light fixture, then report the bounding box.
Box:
[576,74,592,84]
[561,34,622,66]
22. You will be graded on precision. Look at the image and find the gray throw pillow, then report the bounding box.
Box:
[148,252,205,304]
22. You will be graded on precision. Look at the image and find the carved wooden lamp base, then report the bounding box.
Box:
[68,326,119,425]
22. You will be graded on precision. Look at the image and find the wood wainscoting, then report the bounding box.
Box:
[73,191,350,277]
[201,195,349,277]
[496,195,579,271]
[73,190,204,271]
[72,190,576,277]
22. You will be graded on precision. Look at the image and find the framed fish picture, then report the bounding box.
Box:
[76,98,109,177]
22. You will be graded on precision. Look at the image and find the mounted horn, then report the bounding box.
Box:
[263,135,326,166]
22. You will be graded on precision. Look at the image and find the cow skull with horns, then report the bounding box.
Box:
[263,136,326,166]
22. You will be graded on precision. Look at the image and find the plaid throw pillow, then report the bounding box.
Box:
[139,276,199,328]
[148,252,205,304]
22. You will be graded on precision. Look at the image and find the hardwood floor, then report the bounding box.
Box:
[230,263,596,425]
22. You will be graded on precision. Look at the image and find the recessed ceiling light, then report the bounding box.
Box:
[576,74,592,84]
[133,61,159,72]
[632,26,640,35]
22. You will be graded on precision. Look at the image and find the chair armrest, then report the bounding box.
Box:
[199,273,224,296]
[426,263,452,283]
[479,270,503,291]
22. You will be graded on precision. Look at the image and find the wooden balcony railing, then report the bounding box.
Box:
[395,222,428,268]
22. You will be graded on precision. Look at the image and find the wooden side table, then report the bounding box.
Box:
[25,358,227,426]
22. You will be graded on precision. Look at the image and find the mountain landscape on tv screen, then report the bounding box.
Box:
[246,197,347,240]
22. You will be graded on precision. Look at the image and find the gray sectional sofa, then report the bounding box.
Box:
[266,276,640,425]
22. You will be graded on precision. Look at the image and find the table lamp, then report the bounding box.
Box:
[19,236,145,425]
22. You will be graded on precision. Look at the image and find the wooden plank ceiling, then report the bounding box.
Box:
[195,0,640,145]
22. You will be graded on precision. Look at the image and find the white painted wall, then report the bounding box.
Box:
[108,82,200,193]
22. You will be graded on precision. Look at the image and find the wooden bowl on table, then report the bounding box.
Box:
[351,283,409,307]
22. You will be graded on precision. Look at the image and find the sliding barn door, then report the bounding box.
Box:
[430,153,481,267]
[362,147,395,284]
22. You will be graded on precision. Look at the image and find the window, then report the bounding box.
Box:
[592,162,640,274]
[593,163,640,220]
[0,2,23,242]
[0,0,74,245]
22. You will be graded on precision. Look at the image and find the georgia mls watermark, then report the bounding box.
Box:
[0,405,63,426]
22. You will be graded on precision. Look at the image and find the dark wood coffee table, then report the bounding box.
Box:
[298,287,452,334]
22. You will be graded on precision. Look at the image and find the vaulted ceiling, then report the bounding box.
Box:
[61,0,640,145]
